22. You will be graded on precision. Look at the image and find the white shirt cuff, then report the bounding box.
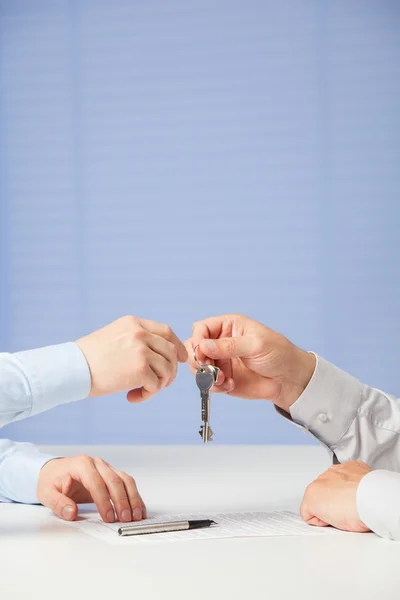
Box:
[14,342,91,417]
[289,354,363,448]
[357,470,400,540]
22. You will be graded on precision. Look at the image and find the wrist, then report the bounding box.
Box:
[276,348,316,412]
[38,457,60,481]
[75,338,95,396]
[37,457,63,500]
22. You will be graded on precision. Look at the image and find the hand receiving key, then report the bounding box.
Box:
[194,346,220,443]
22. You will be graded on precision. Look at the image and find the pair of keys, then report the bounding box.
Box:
[194,345,220,444]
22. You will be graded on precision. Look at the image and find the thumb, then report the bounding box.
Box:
[127,387,153,403]
[305,516,329,527]
[45,487,79,521]
[199,336,255,360]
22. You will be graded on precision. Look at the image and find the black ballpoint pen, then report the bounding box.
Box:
[118,519,216,537]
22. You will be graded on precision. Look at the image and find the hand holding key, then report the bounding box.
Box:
[186,314,315,413]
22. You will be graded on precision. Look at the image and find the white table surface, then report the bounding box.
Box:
[1,445,399,600]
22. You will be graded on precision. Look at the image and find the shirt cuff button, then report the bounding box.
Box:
[318,412,329,423]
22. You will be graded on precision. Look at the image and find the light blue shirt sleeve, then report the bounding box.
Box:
[0,342,91,503]
[0,342,91,427]
[0,440,57,503]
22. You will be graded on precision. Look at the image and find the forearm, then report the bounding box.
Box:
[0,439,56,503]
[0,342,91,427]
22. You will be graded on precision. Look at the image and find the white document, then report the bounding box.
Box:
[67,510,341,544]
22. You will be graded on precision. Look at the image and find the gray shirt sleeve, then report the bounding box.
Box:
[278,354,400,470]
[276,355,400,540]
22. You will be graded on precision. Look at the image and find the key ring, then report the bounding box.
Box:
[194,344,207,368]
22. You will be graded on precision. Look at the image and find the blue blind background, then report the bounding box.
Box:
[0,0,399,445]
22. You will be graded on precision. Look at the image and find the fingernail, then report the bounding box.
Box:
[133,507,142,521]
[61,505,75,521]
[202,340,216,353]
[142,506,148,519]
[121,509,132,522]
[180,347,188,362]
[106,509,115,523]
[226,378,235,392]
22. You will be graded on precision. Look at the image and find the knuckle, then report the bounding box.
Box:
[161,375,171,388]
[108,473,123,486]
[153,378,163,391]
[126,475,136,486]
[133,327,147,341]
[126,479,139,493]
[192,320,201,332]
[162,324,173,339]
[222,338,235,353]
[164,323,173,335]
[77,454,92,466]
[303,481,315,499]
[168,340,178,356]
[137,341,147,354]
[120,315,138,329]
[159,371,169,385]
[138,358,150,375]
[250,334,264,353]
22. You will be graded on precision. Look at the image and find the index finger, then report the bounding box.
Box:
[190,317,225,365]
[75,459,115,523]
[138,319,188,363]
[185,338,226,384]
[191,315,237,375]
[191,316,225,346]
[300,497,329,527]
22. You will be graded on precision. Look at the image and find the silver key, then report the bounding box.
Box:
[196,365,220,443]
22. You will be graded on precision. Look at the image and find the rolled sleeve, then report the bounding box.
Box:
[357,470,400,541]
